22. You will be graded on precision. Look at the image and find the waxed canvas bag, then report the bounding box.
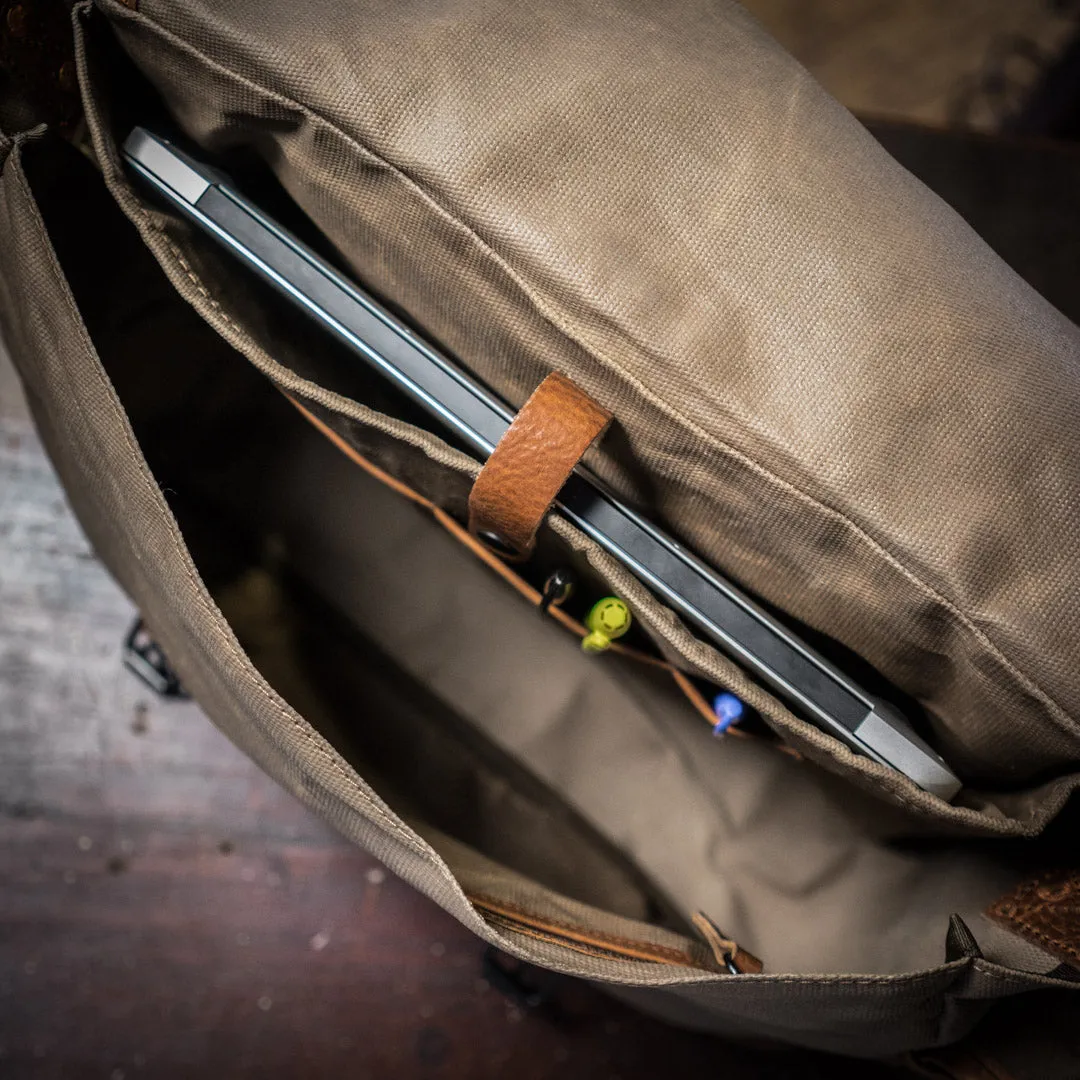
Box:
[2,1,1080,1074]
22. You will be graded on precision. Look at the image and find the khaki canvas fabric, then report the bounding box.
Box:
[3,0,1080,1068]
[96,0,1080,795]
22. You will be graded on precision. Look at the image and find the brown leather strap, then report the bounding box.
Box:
[986,868,1080,968]
[468,372,611,559]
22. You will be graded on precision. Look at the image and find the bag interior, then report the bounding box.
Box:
[17,15,1080,977]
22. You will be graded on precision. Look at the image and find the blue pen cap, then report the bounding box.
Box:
[712,692,745,735]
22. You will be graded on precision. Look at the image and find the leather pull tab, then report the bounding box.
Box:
[468,372,612,560]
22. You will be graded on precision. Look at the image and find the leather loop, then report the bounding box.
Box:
[468,372,611,560]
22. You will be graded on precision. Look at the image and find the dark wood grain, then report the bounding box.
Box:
[0,358,894,1079]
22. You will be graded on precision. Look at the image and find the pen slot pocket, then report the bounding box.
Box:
[284,393,792,756]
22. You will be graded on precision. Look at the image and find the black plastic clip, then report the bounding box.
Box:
[122,618,187,698]
[538,568,576,617]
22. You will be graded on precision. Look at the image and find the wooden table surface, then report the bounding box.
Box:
[0,352,896,1079]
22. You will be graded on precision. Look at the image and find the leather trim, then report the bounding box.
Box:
[467,372,611,559]
[468,893,712,970]
[986,869,1080,968]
